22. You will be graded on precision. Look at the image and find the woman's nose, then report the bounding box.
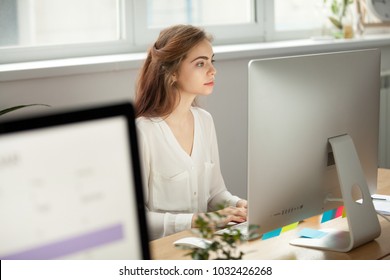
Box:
[209,63,216,76]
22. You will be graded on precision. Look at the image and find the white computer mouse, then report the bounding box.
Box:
[173,237,212,249]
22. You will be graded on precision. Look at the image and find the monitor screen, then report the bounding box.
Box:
[247,49,381,246]
[0,103,150,259]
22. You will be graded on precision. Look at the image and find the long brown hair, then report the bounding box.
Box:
[134,24,213,118]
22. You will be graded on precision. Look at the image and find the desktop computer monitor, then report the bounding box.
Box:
[247,49,381,252]
[0,102,150,259]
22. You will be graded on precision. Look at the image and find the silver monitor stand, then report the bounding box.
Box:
[290,134,381,252]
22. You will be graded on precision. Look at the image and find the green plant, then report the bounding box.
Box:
[175,212,260,260]
[0,104,50,117]
[324,0,354,31]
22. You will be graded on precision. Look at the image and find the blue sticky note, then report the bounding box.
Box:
[321,209,336,223]
[298,228,328,239]
[262,228,282,240]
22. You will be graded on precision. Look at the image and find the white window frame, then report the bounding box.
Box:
[132,0,265,47]
[0,0,327,65]
[0,0,135,64]
[264,1,324,41]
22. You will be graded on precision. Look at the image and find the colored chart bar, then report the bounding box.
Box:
[1,223,123,260]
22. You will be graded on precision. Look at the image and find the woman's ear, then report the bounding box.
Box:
[169,73,177,87]
[171,73,178,86]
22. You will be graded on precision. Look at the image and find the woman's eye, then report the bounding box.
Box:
[196,61,205,67]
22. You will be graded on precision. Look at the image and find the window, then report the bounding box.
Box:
[267,0,324,40]
[133,0,264,46]
[1,0,120,48]
[0,0,131,63]
[0,0,330,64]
[275,0,323,31]
[147,0,254,27]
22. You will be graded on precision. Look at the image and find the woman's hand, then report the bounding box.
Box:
[192,205,247,228]
[216,206,247,225]
[236,199,248,209]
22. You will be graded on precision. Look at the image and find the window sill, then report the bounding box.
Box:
[2,34,390,82]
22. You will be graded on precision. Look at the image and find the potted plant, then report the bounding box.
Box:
[175,212,260,260]
[324,0,355,38]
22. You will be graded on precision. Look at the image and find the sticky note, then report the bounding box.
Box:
[262,228,282,240]
[281,222,299,233]
[335,206,344,218]
[321,207,346,223]
[320,209,336,223]
[298,228,328,239]
[342,207,347,218]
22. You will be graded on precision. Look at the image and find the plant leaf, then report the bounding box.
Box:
[331,0,340,15]
[0,104,50,116]
[328,16,342,29]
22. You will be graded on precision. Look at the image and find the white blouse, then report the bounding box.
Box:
[136,107,240,240]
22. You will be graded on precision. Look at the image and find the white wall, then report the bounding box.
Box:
[2,40,390,199]
[0,69,138,115]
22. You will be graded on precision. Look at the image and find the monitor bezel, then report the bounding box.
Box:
[247,49,381,238]
[0,102,151,260]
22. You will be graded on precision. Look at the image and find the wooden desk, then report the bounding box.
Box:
[150,168,390,260]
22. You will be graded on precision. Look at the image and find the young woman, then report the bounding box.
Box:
[135,24,247,240]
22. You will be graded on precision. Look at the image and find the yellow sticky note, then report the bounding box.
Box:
[281,222,299,233]
[342,207,347,218]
